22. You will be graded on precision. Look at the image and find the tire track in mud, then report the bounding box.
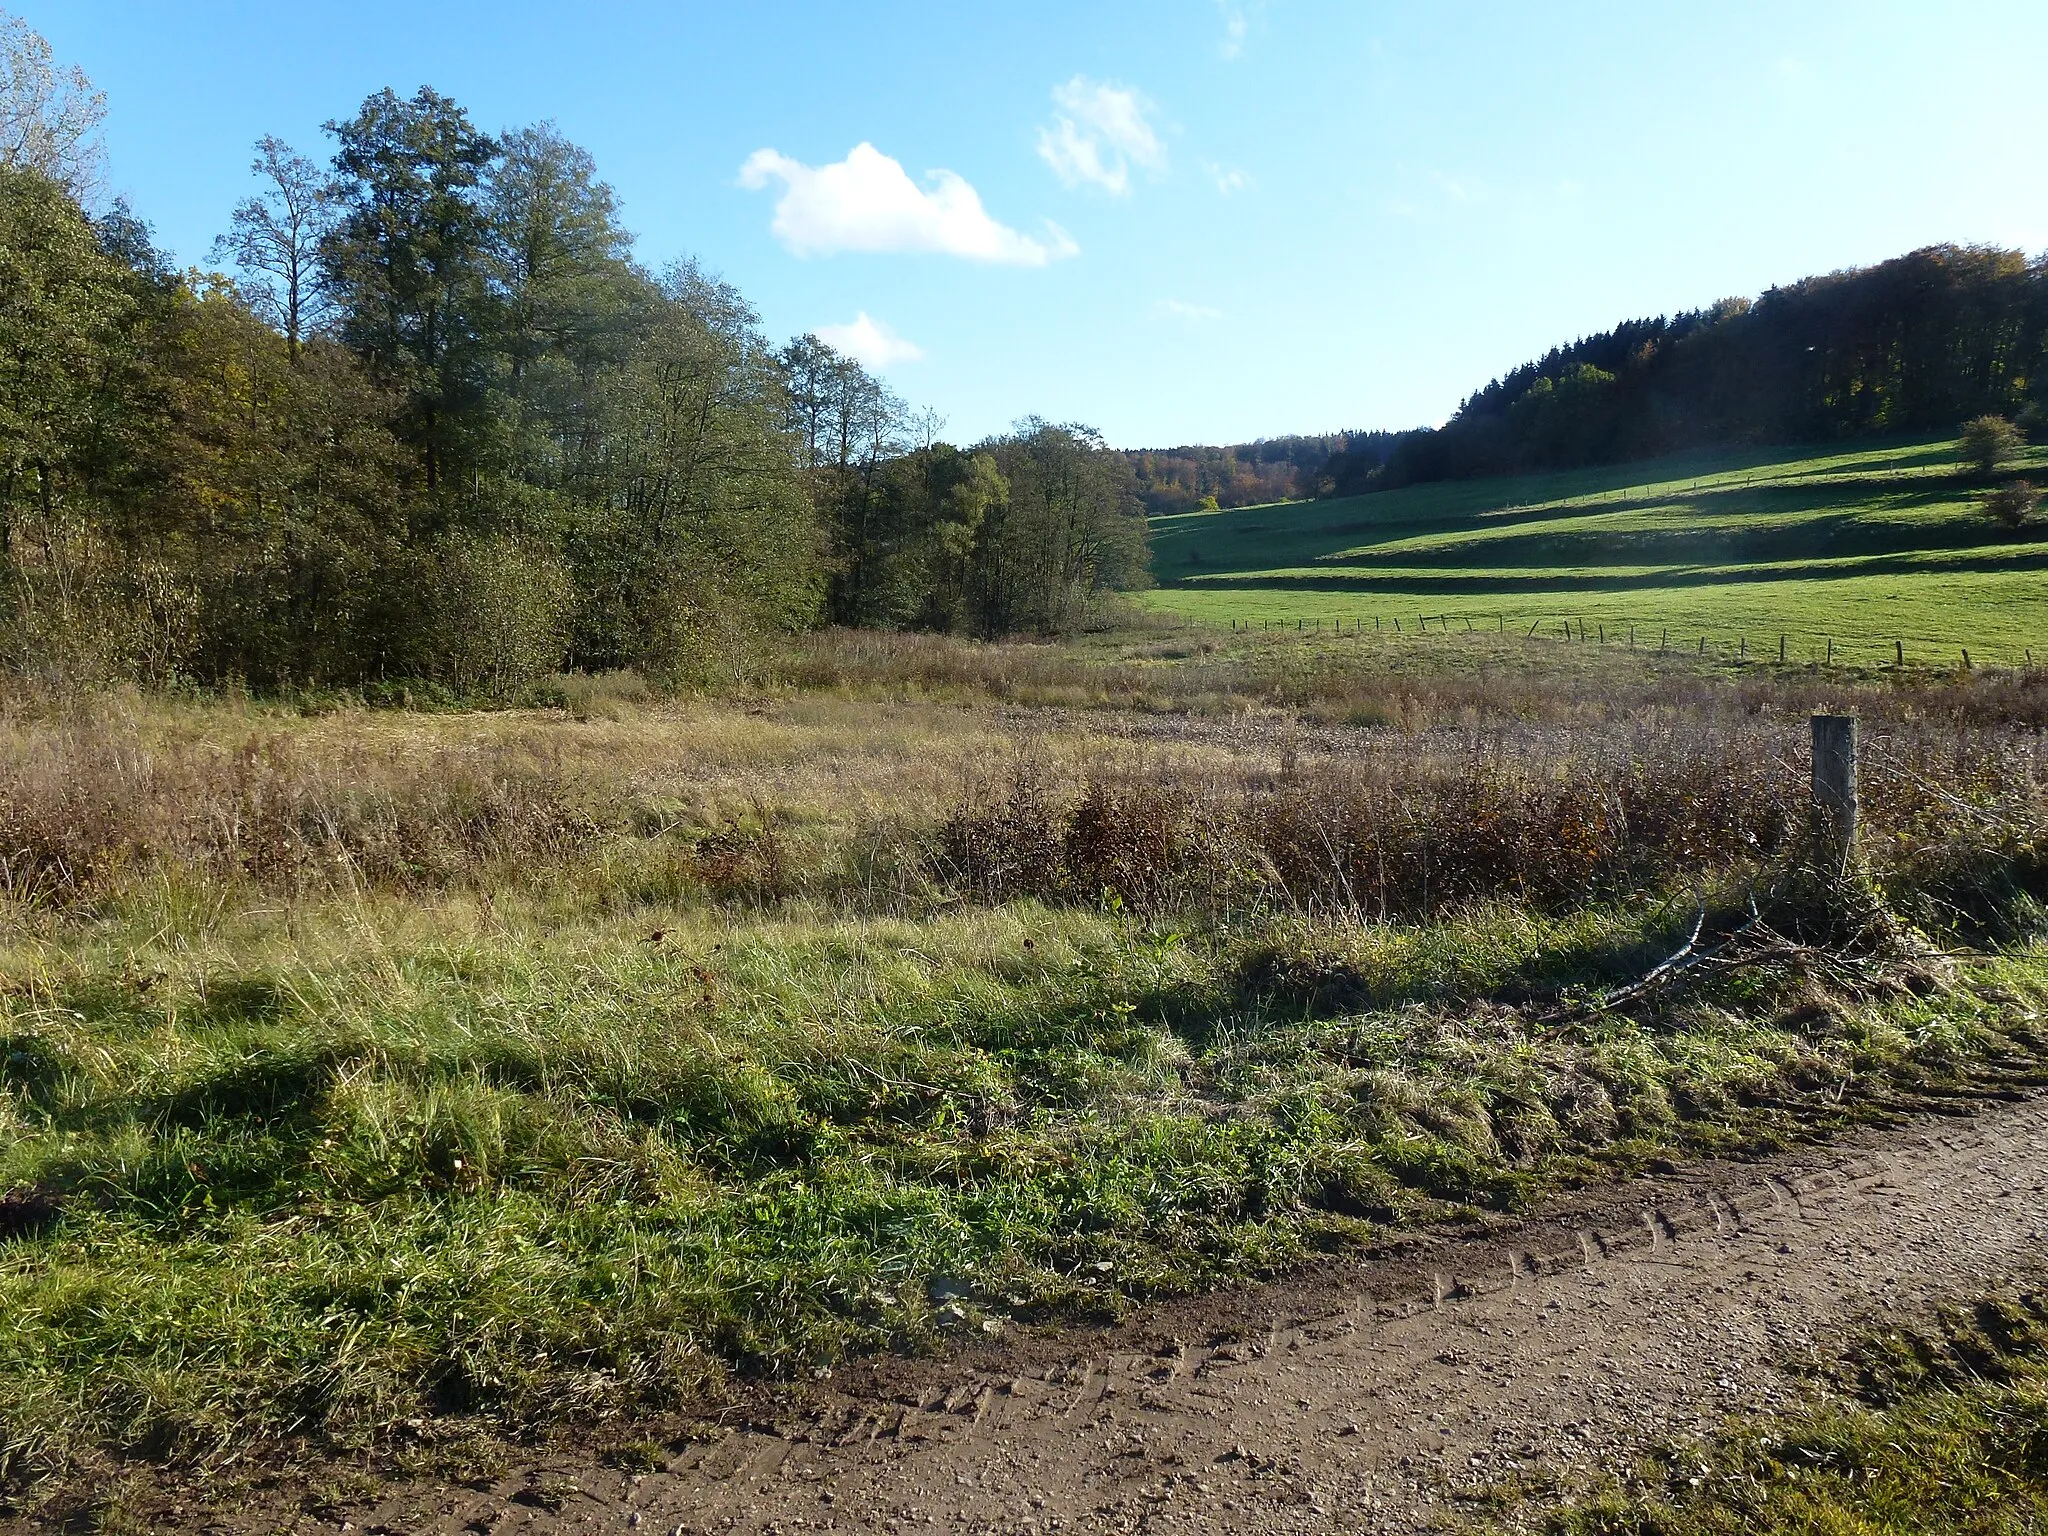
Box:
[333,1093,2048,1536]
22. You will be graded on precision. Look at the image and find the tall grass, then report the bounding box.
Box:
[6,687,2037,931]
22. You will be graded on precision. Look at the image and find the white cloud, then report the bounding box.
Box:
[738,142,1076,265]
[1036,77,1165,196]
[1156,298,1223,323]
[814,312,925,369]
[1218,1,1268,59]
[1202,160,1250,195]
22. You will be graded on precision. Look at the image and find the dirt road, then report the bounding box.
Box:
[301,1092,2048,1535]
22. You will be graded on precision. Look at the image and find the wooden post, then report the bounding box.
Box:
[1779,634,1786,664]
[1810,714,1858,878]
[1895,639,1903,668]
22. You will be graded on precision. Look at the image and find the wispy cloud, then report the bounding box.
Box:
[1036,77,1166,196]
[739,142,1076,264]
[814,312,925,369]
[1156,298,1223,323]
[1202,160,1250,195]
[1218,1,1268,59]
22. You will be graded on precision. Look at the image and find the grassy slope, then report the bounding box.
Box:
[1141,437,2048,660]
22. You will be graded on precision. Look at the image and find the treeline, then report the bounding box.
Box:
[0,18,1143,692]
[1126,433,1398,515]
[1338,245,2048,494]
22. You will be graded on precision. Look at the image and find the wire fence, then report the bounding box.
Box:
[1199,612,2041,671]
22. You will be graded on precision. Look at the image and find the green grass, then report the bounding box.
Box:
[1142,437,2048,662]
[5,879,2043,1495]
[1543,1286,2048,1534]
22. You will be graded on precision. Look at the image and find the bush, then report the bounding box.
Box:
[397,534,573,700]
[1985,479,2041,529]
[1959,414,2026,478]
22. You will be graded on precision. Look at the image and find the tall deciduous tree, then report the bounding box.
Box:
[974,421,1147,636]
[0,168,135,551]
[213,137,332,360]
[0,9,104,200]
[321,87,497,493]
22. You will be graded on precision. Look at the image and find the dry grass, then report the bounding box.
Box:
[3,673,2044,934]
[752,625,2048,731]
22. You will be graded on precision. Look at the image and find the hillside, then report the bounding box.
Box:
[1143,434,2048,660]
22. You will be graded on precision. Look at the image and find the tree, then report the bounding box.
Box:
[0,10,104,200]
[321,87,498,492]
[484,123,635,380]
[1986,480,2041,529]
[777,334,911,626]
[573,261,820,676]
[479,122,647,513]
[1959,414,2026,478]
[213,137,332,360]
[973,421,1146,636]
[0,167,131,558]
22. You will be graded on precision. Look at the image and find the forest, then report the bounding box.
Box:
[1328,243,2048,494]
[0,46,1147,694]
[1123,431,1399,513]
[1127,247,2048,509]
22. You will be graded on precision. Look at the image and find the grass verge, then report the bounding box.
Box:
[3,877,2045,1500]
[1544,1282,2048,1534]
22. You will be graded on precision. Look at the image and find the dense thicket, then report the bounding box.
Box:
[1126,433,1398,515]
[0,21,1144,691]
[1342,245,2048,493]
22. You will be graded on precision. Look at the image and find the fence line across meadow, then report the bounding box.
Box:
[1192,611,2040,671]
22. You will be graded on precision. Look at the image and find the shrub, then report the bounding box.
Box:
[1959,414,2026,478]
[1985,479,2041,529]
[391,534,574,701]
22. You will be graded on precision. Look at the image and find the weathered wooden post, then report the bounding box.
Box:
[1811,714,1858,878]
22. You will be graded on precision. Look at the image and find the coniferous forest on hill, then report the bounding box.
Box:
[1132,244,2048,508]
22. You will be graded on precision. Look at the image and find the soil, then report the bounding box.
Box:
[30,1089,2048,1536]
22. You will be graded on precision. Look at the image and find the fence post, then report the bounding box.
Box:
[1810,714,1858,878]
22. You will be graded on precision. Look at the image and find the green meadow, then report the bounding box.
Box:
[1142,437,2048,664]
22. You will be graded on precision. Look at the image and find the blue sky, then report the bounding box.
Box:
[34,0,2048,447]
